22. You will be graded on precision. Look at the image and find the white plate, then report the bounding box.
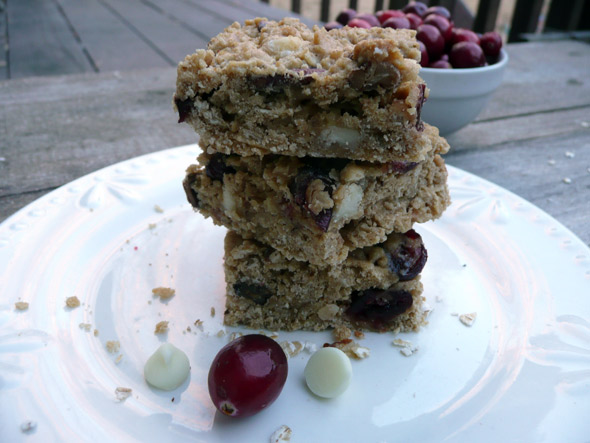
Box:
[1,145,589,442]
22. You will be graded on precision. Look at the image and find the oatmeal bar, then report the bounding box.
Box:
[183,126,450,265]
[223,230,428,332]
[175,17,431,162]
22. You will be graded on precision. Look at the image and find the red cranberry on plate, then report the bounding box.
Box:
[347,18,372,29]
[336,8,356,25]
[382,16,411,29]
[449,41,486,68]
[423,14,454,43]
[417,24,445,60]
[405,12,423,30]
[480,31,503,57]
[376,9,405,24]
[208,334,288,417]
[403,1,428,17]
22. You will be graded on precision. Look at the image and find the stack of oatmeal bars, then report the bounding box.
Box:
[175,18,450,332]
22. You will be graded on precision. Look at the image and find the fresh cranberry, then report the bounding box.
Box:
[405,12,423,30]
[345,288,413,331]
[382,16,411,29]
[208,335,288,417]
[376,9,405,24]
[418,40,429,67]
[423,14,454,43]
[347,18,372,29]
[417,24,445,60]
[355,13,380,27]
[452,28,480,45]
[480,31,503,57]
[423,5,451,20]
[336,8,356,25]
[402,1,428,17]
[324,21,343,31]
[449,41,486,68]
[429,59,453,68]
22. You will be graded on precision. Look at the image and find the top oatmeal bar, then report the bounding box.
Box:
[175,17,430,162]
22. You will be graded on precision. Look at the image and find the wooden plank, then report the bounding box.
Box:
[6,0,95,78]
[508,0,544,42]
[58,0,171,71]
[474,40,590,121]
[100,0,208,65]
[0,67,195,200]
[225,0,319,26]
[473,0,501,33]
[446,129,590,246]
[0,0,8,79]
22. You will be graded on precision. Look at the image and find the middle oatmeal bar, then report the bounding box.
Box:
[183,126,450,266]
[223,229,429,332]
[174,17,430,162]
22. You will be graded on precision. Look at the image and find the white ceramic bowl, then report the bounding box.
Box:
[419,49,508,136]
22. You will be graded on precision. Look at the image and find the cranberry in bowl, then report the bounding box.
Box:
[419,48,508,136]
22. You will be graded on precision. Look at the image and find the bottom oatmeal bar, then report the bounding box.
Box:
[222,230,429,332]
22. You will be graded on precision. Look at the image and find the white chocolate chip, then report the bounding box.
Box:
[317,304,339,320]
[144,343,190,391]
[332,184,363,223]
[304,347,352,398]
[320,126,361,148]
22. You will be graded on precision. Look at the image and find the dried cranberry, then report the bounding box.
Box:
[385,161,418,174]
[345,288,413,331]
[182,173,200,208]
[175,97,192,123]
[289,167,335,232]
[234,282,272,305]
[205,153,235,182]
[415,83,426,131]
[385,229,428,281]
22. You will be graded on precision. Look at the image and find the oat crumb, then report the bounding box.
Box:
[565,151,575,158]
[15,301,29,311]
[304,341,317,353]
[547,159,556,165]
[270,425,292,443]
[228,331,243,341]
[563,177,572,184]
[393,338,418,356]
[216,329,226,337]
[210,307,216,317]
[79,323,92,331]
[66,296,81,308]
[152,287,175,300]
[93,329,99,337]
[115,387,132,402]
[333,325,352,341]
[106,340,120,353]
[154,320,169,334]
[280,340,304,358]
[154,204,164,213]
[353,330,365,339]
[20,421,37,433]
[148,223,157,229]
[115,354,123,364]
[459,312,477,327]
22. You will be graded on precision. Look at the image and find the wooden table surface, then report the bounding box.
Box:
[1,0,589,247]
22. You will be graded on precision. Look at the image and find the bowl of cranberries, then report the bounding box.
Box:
[329,1,509,135]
